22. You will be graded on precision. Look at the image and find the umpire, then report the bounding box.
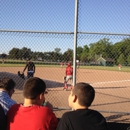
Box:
[23,58,35,79]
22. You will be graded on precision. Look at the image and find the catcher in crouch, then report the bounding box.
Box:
[63,62,73,91]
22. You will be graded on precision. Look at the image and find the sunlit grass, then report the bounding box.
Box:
[0,59,130,72]
[0,63,130,72]
[80,66,130,72]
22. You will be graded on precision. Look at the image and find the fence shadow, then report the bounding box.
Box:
[0,72,64,90]
[107,122,130,130]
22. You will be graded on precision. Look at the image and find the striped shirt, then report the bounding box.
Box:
[0,90,16,114]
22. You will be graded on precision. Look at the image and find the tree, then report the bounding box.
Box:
[89,38,113,60]
[8,48,20,59]
[62,49,73,61]
[21,47,32,60]
[77,46,83,60]
[53,48,62,61]
[54,48,61,53]
[117,53,125,65]
[80,45,89,62]
[127,55,130,65]
[113,38,130,64]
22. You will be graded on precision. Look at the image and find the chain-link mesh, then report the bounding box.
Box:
[0,0,130,126]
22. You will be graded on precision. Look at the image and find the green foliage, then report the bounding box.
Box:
[76,46,83,60]
[89,38,113,59]
[117,53,125,64]
[80,45,89,62]
[127,55,130,65]
[62,48,73,61]
[5,38,130,66]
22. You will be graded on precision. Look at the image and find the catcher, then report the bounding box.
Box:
[18,71,25,79]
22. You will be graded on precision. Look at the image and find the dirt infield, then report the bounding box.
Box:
[0,66,130,123]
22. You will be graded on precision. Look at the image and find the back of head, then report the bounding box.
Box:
[0,77,15,91]
[73,82,95,107]
[23,77,46,99]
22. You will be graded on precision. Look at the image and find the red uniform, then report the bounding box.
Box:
[66,66,73,76]
[7,104,58,130]
[63,63,73,90]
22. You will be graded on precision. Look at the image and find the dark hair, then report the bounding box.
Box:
[23,77,46,99]
[0,77,16,91]
[72,82,95,107]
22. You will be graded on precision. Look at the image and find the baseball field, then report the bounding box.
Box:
[0,66,130,123]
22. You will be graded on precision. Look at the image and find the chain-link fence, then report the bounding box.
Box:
[0,0,130,126]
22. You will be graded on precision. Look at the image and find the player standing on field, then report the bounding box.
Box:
[63,62,73,91]
[23,58,35,79]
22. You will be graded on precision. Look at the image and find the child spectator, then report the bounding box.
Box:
[7,77,58,130]
[0,77,16,114]
[60,62,63,68]
[2,59,5,64]
[57,82,108,130]
[118,64,122,70]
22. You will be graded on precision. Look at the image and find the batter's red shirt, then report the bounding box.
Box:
[7,104,58,130]
[66,66,73,76]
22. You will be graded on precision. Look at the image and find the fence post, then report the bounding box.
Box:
[73,0,79,87]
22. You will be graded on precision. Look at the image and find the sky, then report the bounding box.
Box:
[0,0,130,54]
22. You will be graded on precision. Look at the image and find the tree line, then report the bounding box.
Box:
[3,38,130,65]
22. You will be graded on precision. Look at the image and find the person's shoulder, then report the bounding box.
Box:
[89,109,106,121]
[34,106,57,117]
[62,111,75,118]
[35,105,54,113]
[9,104,20,109]
[90,109,104,115]
[4,97,16,107]
[7,104,20,115]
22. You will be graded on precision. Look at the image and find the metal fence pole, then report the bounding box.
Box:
[73,0,79,86]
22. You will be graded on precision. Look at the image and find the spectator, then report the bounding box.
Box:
[7,77,58,130]
[63,62,73,91]
[23,58,35,79]
[118,63,122,70]
[0,77,16,114]
[57,82,108,130]
[0,104,6,130]
[2,59,5,64]
[60,62,63,68]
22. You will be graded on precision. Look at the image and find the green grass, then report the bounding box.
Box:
[0,64,25,67]
[80,66,130,72]
[0,63,60,68]
[0,59,130,72]
[0,63,130,72]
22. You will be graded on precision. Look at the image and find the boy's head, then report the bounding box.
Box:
[68,82,95,109]
[23,77,46,104]
[0,77,16,97]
